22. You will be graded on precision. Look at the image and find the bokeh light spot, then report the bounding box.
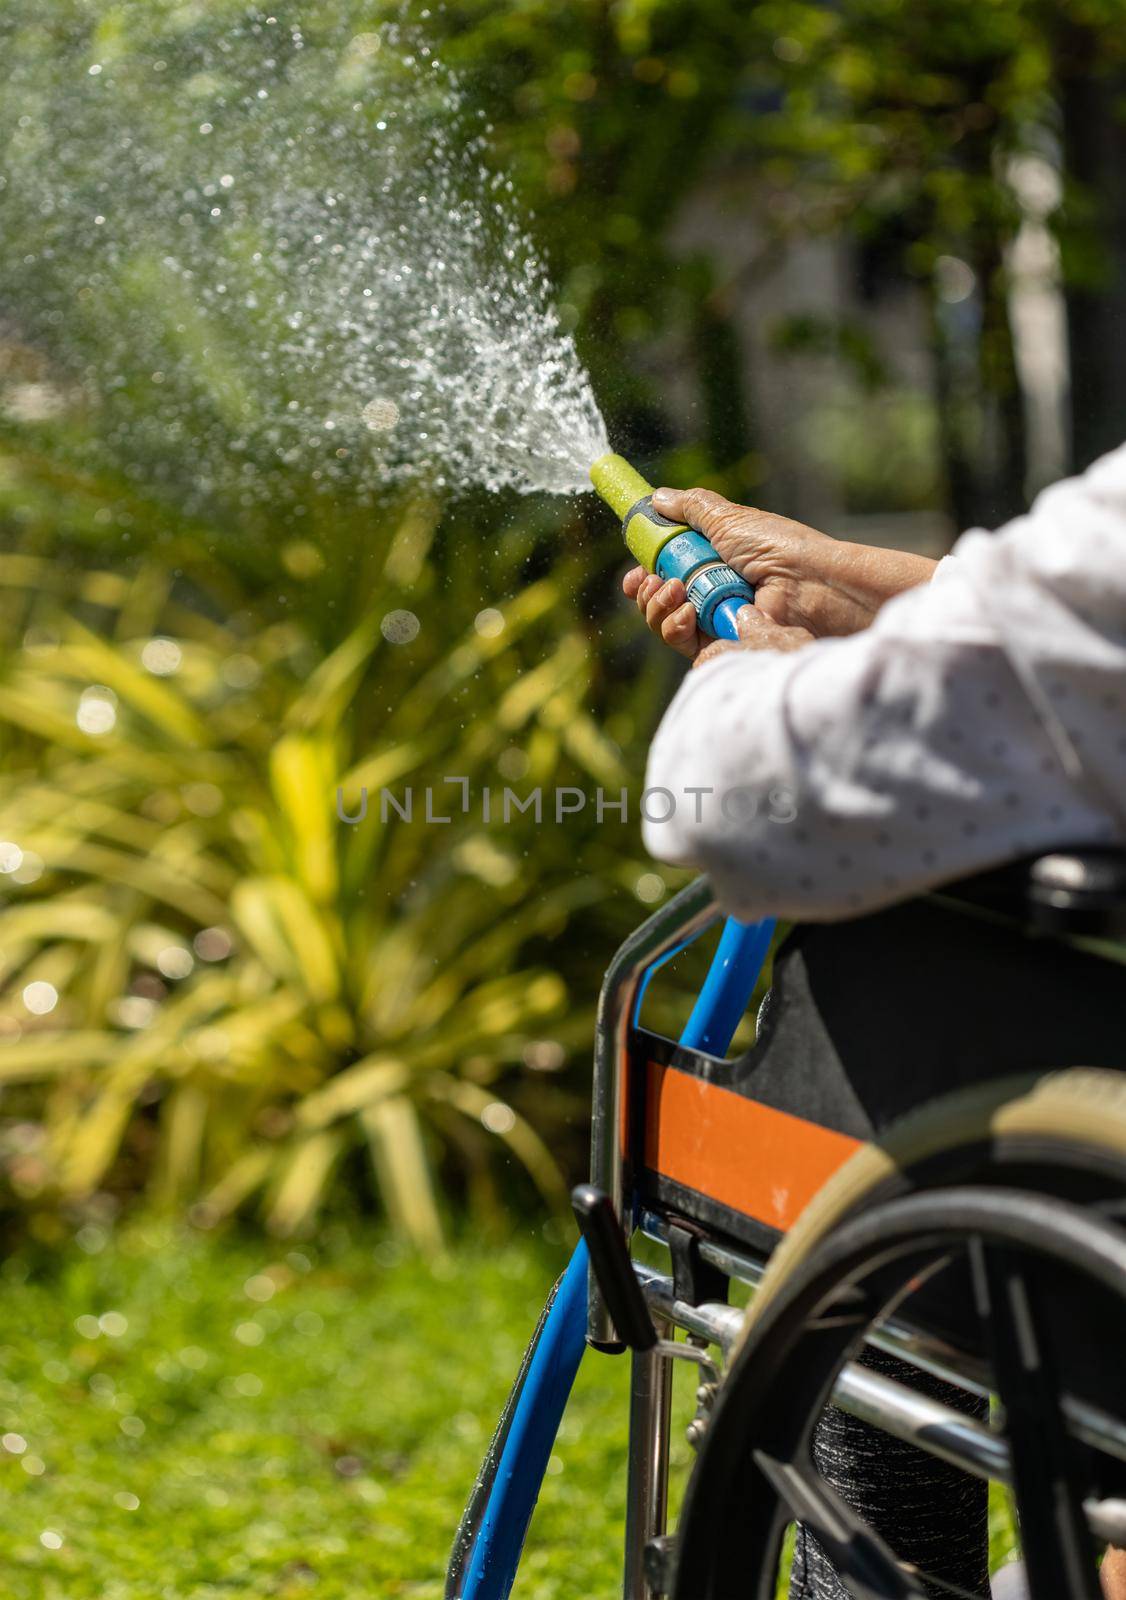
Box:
[380,609,420,644]
[22,981,58,1016]
[141,637,182,675]
[77,686,117,736]
[156,946,193,980]
[473,607,505,638]
[480,1101,516,1135]
[361,397,399,431]
[193,926,232,962]
[635,872,665,904]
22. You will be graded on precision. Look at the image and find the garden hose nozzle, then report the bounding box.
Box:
[590,452,754,640]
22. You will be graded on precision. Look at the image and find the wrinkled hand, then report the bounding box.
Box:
[621,567,813,663]
[622,485,936,660]
[695,605,814,667]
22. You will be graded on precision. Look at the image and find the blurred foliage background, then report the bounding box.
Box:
[1,0,1126,1253]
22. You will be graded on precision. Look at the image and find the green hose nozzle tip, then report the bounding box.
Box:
[590,452,654,521]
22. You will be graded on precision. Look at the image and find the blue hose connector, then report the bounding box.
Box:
[654,529,754,637]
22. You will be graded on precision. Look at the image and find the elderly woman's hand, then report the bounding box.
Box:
[622,485,936,660]
[693,605,815,667]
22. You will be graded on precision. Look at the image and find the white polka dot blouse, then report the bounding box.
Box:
[642,444,1126,922]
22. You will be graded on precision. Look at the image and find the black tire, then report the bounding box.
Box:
[674,1188,1126,1600]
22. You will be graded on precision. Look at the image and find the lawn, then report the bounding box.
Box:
[0,1223,1015,1598]
[0,1223,641,1599]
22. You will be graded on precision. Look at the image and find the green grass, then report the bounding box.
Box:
[0,1224,642,1599]
[0,1224,1015,1599]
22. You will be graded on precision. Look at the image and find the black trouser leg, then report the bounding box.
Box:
[789,1347,990,1600]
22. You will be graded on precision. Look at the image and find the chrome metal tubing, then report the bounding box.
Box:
[635,1260,1126,1544]
[635,1267,1126,1545]
[635,1263,745,1351]
[1068,1397,1126,1469]
[640,1210,992,1397]
[832,1361,1008,1480]
[588,880,719,1346]
[833,1363,1126,1544]
[623,1314,674,1600]
[641,1212,1126,1457]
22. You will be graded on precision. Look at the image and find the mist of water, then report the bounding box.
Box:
[0,11,609,513]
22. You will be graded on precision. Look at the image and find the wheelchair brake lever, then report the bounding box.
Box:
[571,1184,658,1351]
[571,1185,723,1390]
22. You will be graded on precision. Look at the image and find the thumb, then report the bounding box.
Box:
[651,485,742,550]
[734,603,765,640]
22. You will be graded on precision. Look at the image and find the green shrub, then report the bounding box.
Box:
[0,486,671,1245]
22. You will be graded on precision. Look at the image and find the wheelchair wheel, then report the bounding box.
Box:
[672,1068,1126,1600]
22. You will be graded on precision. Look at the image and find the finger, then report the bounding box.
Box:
[635,573,663,615]
[650,486,689,521]
[732,606,815,653]
[645,578,687,633]
[622,565,647,599]
[734,604,763,639]
[660,601,700,659]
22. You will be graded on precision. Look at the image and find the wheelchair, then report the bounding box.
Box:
[448,846,1126,1600]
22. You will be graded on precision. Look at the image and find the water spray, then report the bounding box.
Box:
[590,452,755,640]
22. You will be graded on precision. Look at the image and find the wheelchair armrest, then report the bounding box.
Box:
[939,846,1126,940]
[1027,848,1126,939]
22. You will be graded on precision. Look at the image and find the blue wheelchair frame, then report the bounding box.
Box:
[448,896,774,1600]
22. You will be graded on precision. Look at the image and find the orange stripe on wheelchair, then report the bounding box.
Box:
[643,1061,861,1233]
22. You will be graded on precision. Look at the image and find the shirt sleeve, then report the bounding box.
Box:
[641,445,1126,922]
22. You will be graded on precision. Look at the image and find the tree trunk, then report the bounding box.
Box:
[1056,23,1126,471]
[693,283,756,481]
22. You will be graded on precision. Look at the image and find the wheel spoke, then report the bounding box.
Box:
[754,1450,929,1600]
[971,1239,1101,1600]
